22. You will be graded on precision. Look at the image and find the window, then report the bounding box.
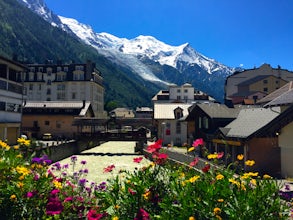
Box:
[29,84,33,90]
[184,89,188,93]
[263,87,268,92]
[38,84,42,90]
[176,122,181,134]
[30,67,35,72]
[177,95,181,100]
[47,80,51,85]
[76,65,84,71]
[29,72,34,81]
[203,117,209,129]
[47,68,52,76]
[57,84,65,90]
[263,80,268,84]
[177,89,181,93]
[198,117,202,129]
[45,121,50,126]
[37,73,42,81]
[276,80,279,84]
[47,88,51,95]
[64,67,68,72]
[57,92,65,100]
[56,121,61,129]
[38,67,43,72]
[57,67,62,72]
[72,92,76,99]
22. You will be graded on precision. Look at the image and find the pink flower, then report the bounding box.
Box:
[46,196,63,215]
[217,152,224,159]
[192,138,204,147]
[189,157,199,167]
[103,164,115,173]
[64,197,73,202]
[146,139,162,153]
[134,208,150,220]
[26,191,34,198]
[153,152,168,165]
[87,209,104,220]
[133,157,143,163]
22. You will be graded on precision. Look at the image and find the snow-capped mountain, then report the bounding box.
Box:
[17,0,235,101]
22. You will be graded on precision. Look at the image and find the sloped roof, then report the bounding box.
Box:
[257,81,293,106]
[24,101,91,116]
[222,107,281,138]
[154,103,192,119]
[195,103,240,119]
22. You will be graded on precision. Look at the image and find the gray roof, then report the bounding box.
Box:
[222,107,281,138]
[196,103,240,119]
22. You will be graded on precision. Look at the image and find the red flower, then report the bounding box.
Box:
[153,152,168,165]
[192,138,204,147]
[133,157,143,163]
[134,208,150,220]
[87,209,104,220]
[146,139,162,153]
[128,188,136,195]
[217,152,224,159]
[189,157,199,167]
[103,164,115,173]
[202,164,210,173]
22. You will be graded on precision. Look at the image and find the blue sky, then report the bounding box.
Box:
[45,0,293,70]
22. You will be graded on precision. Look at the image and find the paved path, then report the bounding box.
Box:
[51,141,151,184]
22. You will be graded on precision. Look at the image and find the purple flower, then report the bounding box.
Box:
[32,157,42,164]
[62,164,69,169]
[53,162,61,170]
[44,159,52,165]
[83,169,89,174]
[81,160,87,165]
[46,196,63,215]
[78,178,88,186]
[70,156,77,162]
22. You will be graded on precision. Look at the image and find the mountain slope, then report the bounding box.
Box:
[0,0,161,108]
[17,0,234,101]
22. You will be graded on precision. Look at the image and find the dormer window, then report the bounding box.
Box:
[174,107,183,119]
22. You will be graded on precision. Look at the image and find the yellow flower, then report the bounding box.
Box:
[263,174,272,179]
[189,175,200,183]
[214,207,221,215]
[14,145,19,150]
[250,179,257,186]
[189,217,196,220]
[207,153,218,160]
[10,194,17,201]
[16,154,22,158]
[114,205,120,209]
[17,182,24,188]
[53,180,62,189]
[143,190,151,200]
[17,137,31,147]
[241,172,259,179]
[19,175,25,181]
[112,217,119,220]
[0,140,10,150]
[188,147,195,152]
[245,160,255,166]
[216,174,224,181]
[16,166,30,176]
[215,215,222,220]
[237,154,244,160]
[217,199,224,203]
[181,181,186,186]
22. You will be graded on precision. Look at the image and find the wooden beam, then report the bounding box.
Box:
[212,139,242,146]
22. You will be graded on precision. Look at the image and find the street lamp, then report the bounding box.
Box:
[161,122,166,146]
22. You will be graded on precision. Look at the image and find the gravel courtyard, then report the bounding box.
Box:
[51,141,152,184]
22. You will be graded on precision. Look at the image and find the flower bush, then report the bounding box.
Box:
[0,138,292,219]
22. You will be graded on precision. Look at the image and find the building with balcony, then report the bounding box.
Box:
[18,60,106,118]
[0,55,27,144]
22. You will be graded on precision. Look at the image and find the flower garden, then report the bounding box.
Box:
[0,137,292,219]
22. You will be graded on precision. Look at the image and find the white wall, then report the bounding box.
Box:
[279,122,293,178]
